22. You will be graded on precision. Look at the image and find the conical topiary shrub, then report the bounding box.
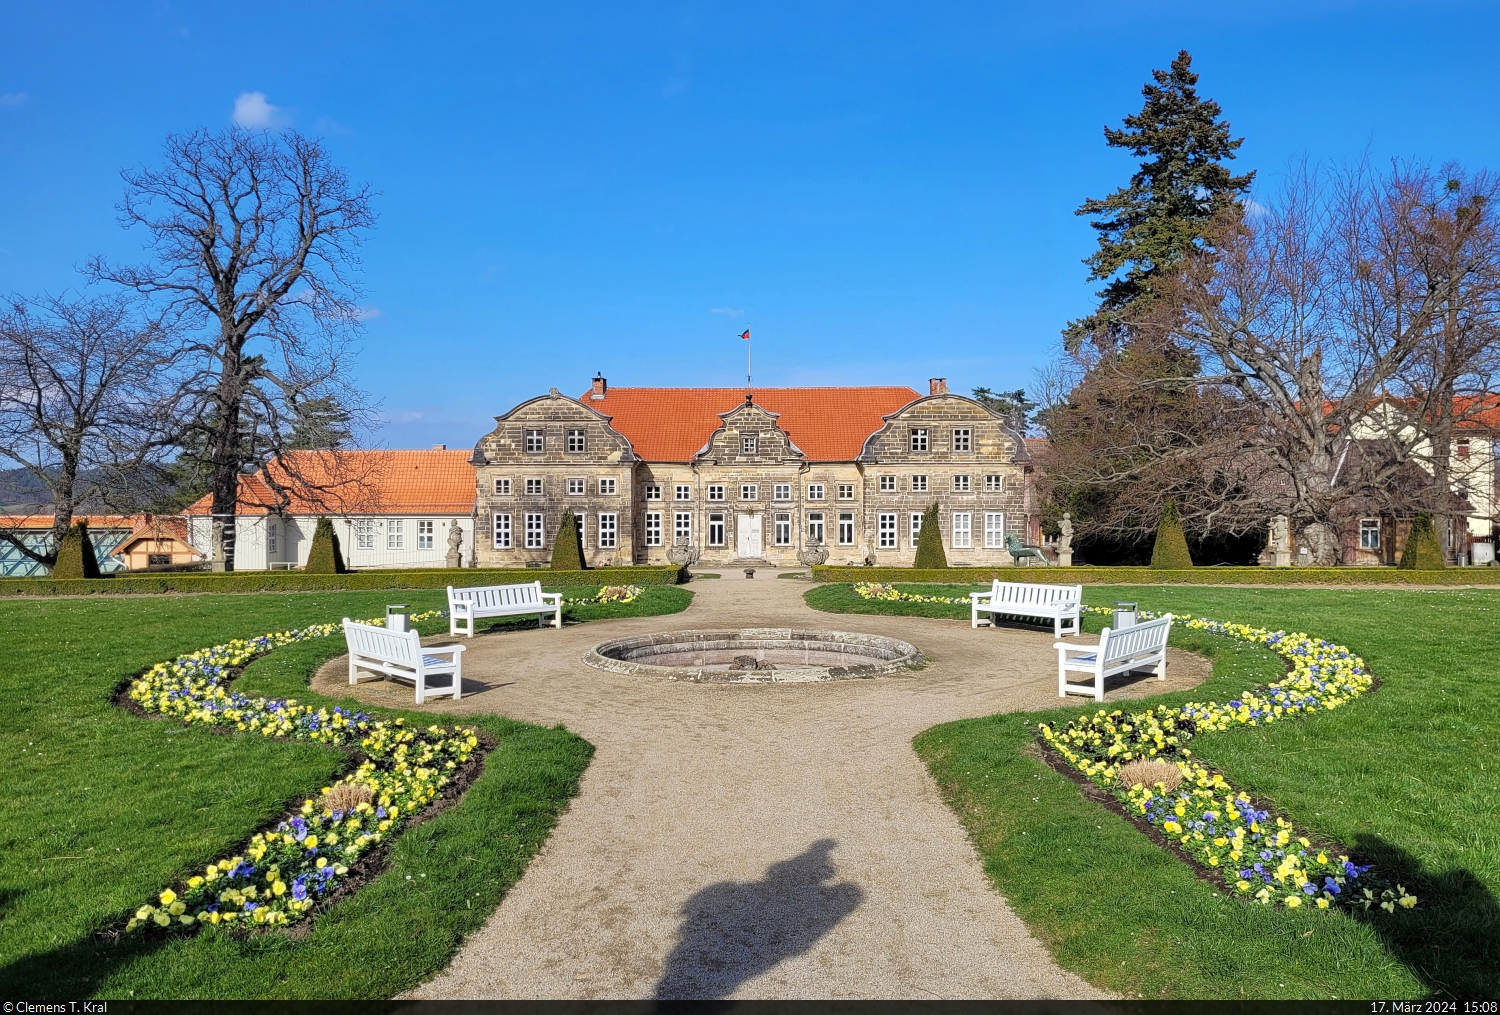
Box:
[551,510,586,570]
[1398,512,1445,569]
[51,520,102,578]
[1149,499,1194,569]
[913,503,947,569]
[304,516,347,574]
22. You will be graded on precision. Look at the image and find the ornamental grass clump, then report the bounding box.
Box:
[1116,759,1181,793]
[1038,606,1417,914]
[123,608,485,933]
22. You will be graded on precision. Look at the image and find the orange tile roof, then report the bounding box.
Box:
[184,450,475,516]
[582,386,922,462]
[0,514,135,529]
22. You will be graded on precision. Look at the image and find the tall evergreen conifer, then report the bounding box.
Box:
[1149,499,1195,568]
[913,503,947,569]
[551,511,586,570]
[51,521,102,578]
[1066,50,1254,351]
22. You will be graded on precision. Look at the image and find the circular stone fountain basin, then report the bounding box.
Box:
[583,628,924,683]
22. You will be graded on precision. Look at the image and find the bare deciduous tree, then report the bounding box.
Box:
[0,293,175,569]
[90,127,377,570]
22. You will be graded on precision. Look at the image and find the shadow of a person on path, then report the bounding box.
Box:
[652,838,863,1001]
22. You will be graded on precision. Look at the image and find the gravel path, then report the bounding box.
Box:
[319,574,1208,1000]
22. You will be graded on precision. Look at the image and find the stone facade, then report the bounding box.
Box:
[471,382,1031,568]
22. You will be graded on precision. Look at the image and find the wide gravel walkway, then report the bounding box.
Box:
[318,573,1208,1000]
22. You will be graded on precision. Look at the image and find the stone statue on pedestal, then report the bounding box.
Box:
[1057,512,1074,567]
[1270,514,1292,567]
[446,520,465,568]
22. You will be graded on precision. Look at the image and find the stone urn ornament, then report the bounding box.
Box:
[667,543,701,567]
[798,545,829,566]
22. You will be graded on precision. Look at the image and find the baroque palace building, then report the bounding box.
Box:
[470,375,1034,568]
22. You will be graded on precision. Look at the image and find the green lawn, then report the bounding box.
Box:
[0,585,687,998]
[809,582,1500,1000]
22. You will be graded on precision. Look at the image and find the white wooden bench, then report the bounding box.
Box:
[447,581,562,637]
[971,580,1083,637]
[1055,613,1173,702]
[343,618,466,704]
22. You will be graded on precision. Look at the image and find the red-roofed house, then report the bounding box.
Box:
[183,448,477,569]
[470,376,1033,567]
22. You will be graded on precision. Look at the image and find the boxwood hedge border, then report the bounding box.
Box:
[0,565,685,597]
[810,564,1500,586]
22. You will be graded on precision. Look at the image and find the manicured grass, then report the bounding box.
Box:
[812,583,1500,999]
[0,588,626,998]
[804,580,988,620]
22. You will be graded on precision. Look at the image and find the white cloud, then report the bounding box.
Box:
[711,307,744,317]
[1244,199,1270,218]
[232,91,289,128]
[0,92,28,107]
[354,306,382,321]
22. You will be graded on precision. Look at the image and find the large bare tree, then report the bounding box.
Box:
[0,293,176,569]
[90,128,376,569]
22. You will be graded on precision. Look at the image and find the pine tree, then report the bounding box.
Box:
[51,521,102,578]
[913,503,947,569]
[1065,50,1254,351]
[303,516,347,574]
[1149,499,1194,568]
[551,510,586,570]
[1397,513,1445,569]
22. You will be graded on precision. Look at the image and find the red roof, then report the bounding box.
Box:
[581,386,922,462]
[184,450,475,516]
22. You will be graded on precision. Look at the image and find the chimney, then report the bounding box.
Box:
[432,443,447,451]
[929,377,948,396]
[590,373,607,400]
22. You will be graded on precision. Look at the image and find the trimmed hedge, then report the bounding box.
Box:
[810,564,1500,586]
[50,521,102,579]
[304,516,347,574]
[913,502,947,568]
[0,564,685,597]
[1149,499,1194,569]
[551,510,585,570]
[1398,512,1446,570]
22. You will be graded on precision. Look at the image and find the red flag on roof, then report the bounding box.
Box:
[739,329,750,340]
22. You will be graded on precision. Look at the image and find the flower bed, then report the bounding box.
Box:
[853,581,975,605]
[1040,607,1416,913]
[123,610,482,932]
[565,584,644,604]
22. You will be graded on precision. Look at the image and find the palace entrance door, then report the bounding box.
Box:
[737,513,762,558]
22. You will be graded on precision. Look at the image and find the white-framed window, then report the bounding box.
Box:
[774,512,791,545]
[910,428,928,453]
[387,519,405,550]
[878,512,897,548]
[599,477,617,495]
[1457,438,1471,459]
[838,513,854,545]
[1360,518,1380,550]
[911,475,928,492]
[494,477,511,495]
[807,483,825,500]
[526,478,543,495]
[267,522,278,555]
[773,483,791,501]
[707,484,725,501]
[984,512,1005,549]
[837,484,854,500]
[674,511,692,544]
[524,512,545,549]
[984,474,1003,492]
[417,519,435,550]
[909,512,923,547]
[493,512,512,548]
[740,484,758,501]
[524,429,545,454]
[644,512,662,546]
[952,428,971,452]
[741,434,758,455]
[645,484,662,500]
[356,518,378,550]
[708,512,726,546]
[808,512,825,544]
[879,475,896,492]
[573,513,585,546]
[952,512,971,549]
[675,484,692,501]
[598,512,617,549]
[566,429,586,453]
[567,478,585,495]
[953,475,971,493]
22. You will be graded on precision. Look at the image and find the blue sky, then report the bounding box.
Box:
[3,1,1499,450]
